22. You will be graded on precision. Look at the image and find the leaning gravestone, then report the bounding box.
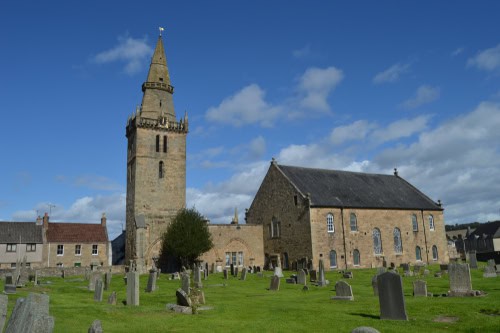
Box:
[317,259,326,287]
[107,291,117,305]
[297,269,307,285]
[1,294,8,332]
[377,272,408,320]
[240,267,247,281]
[448,263,473,296]
[331,280,354,301]
[413,280,427,297]
[146,269,157,292]
[468,251,478,269]
[94,280,104,302]
[176,288,192,307]
[269,276,280,291]
[126,271,139,306]
[5,293,54,333]
[181,273,190,295]
[88,320,103,333]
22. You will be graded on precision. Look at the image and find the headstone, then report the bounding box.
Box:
[88,272,102,292]
[34,270,39,286]
[5,293,55,333]
[223,269,228,280]
[269,275,280,291]
[126,271,139,306]
[371,275,379,296]
[61,269,65,279]
[146,269,157,292]
[253,265,257,273]
[104,272,112,291]
[84,268,90,281]
[5,274,13,286]
[332,280,354,301]
[256,266,261,273]
[193,265,202,288]
[94,280,104,302]
[483,265,497,278]
[401,263,410,275]
[377,272,408,320]
[448,263,472,296]
[1,294,8,332]
[285,278,296,284]
[205,263,209,275]
[107,291,117,305]
[317,259,326,286]
[297,269,307,285]
[309,270,317,282]
[181,273,190,294]
[240,267,247,281]
[440,264,448,274]
[176,288,192,307]
[487,259,495,267]
[211,263,216,274]
[343,271,353,279]
[468,251,478,269]
[413,280,427,297]
[234,266,239,278]
[351,327,381,333]
[230,264,234,276]
[166,303,192,315]
[88,319,103,333]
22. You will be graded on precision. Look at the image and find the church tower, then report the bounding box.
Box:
[125,32,188,272]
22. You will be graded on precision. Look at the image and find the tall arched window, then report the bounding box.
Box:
[163,136,167,153]
[350,213,358,231]
[432,245,438,260]
[373,228,383,255]
[159,161,164,178]
[411,214,418,231]
[415,246,422,261]
[156,135,160,152]
[393,228,403,254]
[353,249,360,266]
[429,215,435,230]
[329,250,337,268]
[327,213,334,233]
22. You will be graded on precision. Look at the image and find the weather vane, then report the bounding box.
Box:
[159,27,164,37]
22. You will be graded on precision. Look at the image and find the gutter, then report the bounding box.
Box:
[420,210,429,263]
[340,208,348,269]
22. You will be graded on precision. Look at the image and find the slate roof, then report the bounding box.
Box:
[0,222,43,243]
[468,221,500,239]
[277,164,442,210]
[46,223,108,243]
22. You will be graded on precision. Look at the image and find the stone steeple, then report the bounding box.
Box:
[140,35,176,121]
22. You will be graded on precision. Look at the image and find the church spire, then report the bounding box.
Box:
[140,30,175,121]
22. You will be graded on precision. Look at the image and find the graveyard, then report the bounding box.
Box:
[1,263,499,332]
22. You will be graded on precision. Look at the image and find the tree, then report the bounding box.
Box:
[159,207,213,270]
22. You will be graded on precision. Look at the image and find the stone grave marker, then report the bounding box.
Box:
[5,293,54,333]
[181,273,190,294]
[448,263,472,296]
[104,272,112,291]
[351,327,381,333]
[1,294,7,332]
[88,319,103,333]
[176,288,192,307]
[205,263,209,275]
[371,275,379,296]
[376,267,386,275]
[377,272,408,320]
[94,280,104,302]
[269,275,280,291]
[317,259,326,287]
[401,263,411,276]
[468,251,478,269]
[331,280,354,301]
[234,266,239,278]
[240,267,247,281]
[126,271,139,306]
[343,271,353,279]
[211,263,216,274]
[223,269,228,280]
[483,265,497,278]
[84,268,90,281]
[193,265,202,288]
[257,266,261,273]
[34,270,39,286]
[230,264,234,276]
[297,269,307,285]
[88,272,102,292]
[274,257,284,278]
[413,280,427,297]
[146,269,157,292]
[107,291,117,305]
[440,264,448,274]
[487,259,495,268]
[309,270,317,282]
[4,274,16,294]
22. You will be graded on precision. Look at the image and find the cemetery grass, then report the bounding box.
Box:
[2,265,500,333]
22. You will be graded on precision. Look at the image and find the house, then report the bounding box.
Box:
[0,221,44,269]
[246,160,449,270]
[464,221,500,262]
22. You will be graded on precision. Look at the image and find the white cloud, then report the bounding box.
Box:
[292,44,312,59]
[371,115,430,144]
[330,120,375,145]
[205,84,282,127]
[467,44,500,71]
[298,66,344,112]
[373,63,410,84]
[56,174,123,191]
[400,85,440,109]
[92,35,153,75]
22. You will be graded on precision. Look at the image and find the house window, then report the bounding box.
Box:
[432,245,438,261]
[232,252,237,265]
[225,252,230,266]
[75,245,81,256]
[293,195,298,206]
[92,244,98,255]
[411,214,418,231]
[429,215,435,231]
[57,245,64,256]
[393,228,403,254]
[272,218,280,238]
[6,244,17,252]
[350,213,357,231]
[329,250,337,268]
[159,161,164,178]
[373,228,383,255]
[163,136,167,153]
[416,246,422,261]
[56,263,63,268]
[327,213,334,233]
[10,263,16,268]
[353,249,361,266]
[26,244,36,252]
[238,252,244,266]
[156,135,160,152]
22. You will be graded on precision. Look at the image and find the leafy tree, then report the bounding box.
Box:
[159,207,213,270]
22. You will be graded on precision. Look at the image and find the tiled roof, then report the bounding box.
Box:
[278,164,442,210]
[46,222,108,243]
[0,222,43,243]
[469,221,500,239]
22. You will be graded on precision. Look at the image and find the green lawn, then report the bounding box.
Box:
[2,264,500,332]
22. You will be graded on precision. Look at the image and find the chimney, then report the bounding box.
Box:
[394,168,399,177]
[43,213,49,229]
[36,216,42,225]
[101,213,107,227]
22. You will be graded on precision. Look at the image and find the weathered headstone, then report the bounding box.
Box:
[84,268,90,281]
[274,256,283,278]
[483,265,497,278]
[401,263,411,276]
[88,272,102,292]
[146,269,157,292]
[240,267,247,281]
[88,319,103,333]
[351,327,381,333]
[34,270,39,286]
[1,294,8,332]
[104,272,112,291]
[5,293,54,333]
[487,259,495,267]
[234,266,239,278]
[166,303,192,315]
[413,280,427,297]
[205,263,209,275]
[448,263,472,296]
[371,275,379,296]
[94,280,104,302]
[230,264,234,276]
[468,251,478,269]
[223,269,228,280]
[176,288,192,307]
[269,276,280,291]
[181,273,190,294]
[377,272,408,320]
[194,265,202,288]
[317,259,326,287]
[331,280,354,301]
[126,271,139,306]
[107,291,117,305]
[309,270,317,282]
[211,263,216,274]
[297,269,307,285]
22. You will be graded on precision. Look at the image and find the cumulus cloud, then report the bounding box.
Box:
[92,35,153,75]
[373,63,410,84]
[205,84,282,127]
[400,85,440,109]
[371,115,430,144]
[467,44,500,71]
[297,66,344,112]
[330,120,376,145]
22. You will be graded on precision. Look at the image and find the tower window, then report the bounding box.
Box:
[159,77,163,82]
[156,135,160,152]
[163,136,167,153]
[159,161,164,179]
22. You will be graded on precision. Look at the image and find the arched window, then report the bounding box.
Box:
[415,246,422,261]
[432,245,438,260]
[159,161,164,178]
[411,214,418,231]
[156,135,160,152]
[353,249,360,266]
[350,213,357,231]
[329,250,337,268]
[429,215,435,230]
[373,228,383,255]
[163,136,167,153]
[271,217,280,238]
[327,213,334,233]
[393,228,403,254]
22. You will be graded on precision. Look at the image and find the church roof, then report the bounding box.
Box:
[0,222,43,243]
[468,221,500,239]
[46,222,108,243]
[277,164,442,210]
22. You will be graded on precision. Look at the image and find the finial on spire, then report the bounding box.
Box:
[159,27,165,37]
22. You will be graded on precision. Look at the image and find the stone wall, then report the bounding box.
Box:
[0,265,124,280]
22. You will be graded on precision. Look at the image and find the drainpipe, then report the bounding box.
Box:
[420,210,429,263]
[340,208,348,269]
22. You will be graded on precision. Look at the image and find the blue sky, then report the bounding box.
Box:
[1,1,500,239]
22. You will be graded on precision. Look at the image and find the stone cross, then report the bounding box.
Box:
[413,280,427,297]
[448,263,472,296]
[377,272,408,320]
[331,280,354,300]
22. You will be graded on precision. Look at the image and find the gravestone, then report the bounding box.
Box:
[274,257,284,278]
[483,265,497,278]
[256,266,261,273]
[253,265,257,273]
[377,272,408,320]
[234,267,239,278]
[84,268,90,281]
[401,263,411,275]
[211,263,216,274]
[1,294,7,332]
[317,259,326,287]
[181,273,190,294]
[5,293,54,333]
[413,280,427,297]
[331,280,354,300]
[285,278,296,284]
[193,265,202,288]
[440,264,448,274]
[487,259,495,267]
[4,274,16,294]
[230,264,234,276]
[297,269,307,285]
[371,275,379,296]
[107,291,117,305]
[88,272,102,292]
[468,251,478,269]
[309,270,317,282]
[269,276,280,291]
[61,269,65,279]
[223,269,228,280]
[448,263,472,296]
[146,269,157,292]
[94,280,104,302]
[34,270,39,286]
[104,272,112,291]
[240,267,247,281]
[88,320,103,333]
[176,288,192,307]
[205,263,209,275]
[351,327,381,333]
[126,271,139,306]
[343,271,353,279]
